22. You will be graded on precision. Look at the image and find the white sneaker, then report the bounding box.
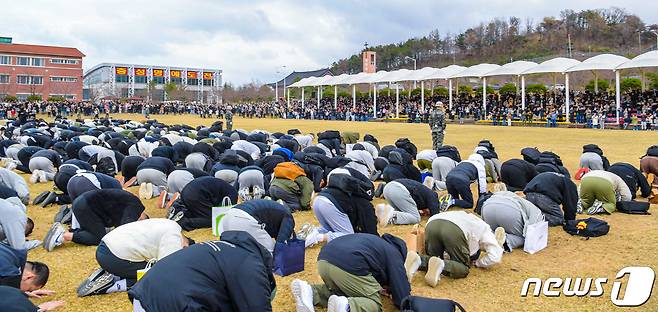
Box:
[327,295,349,312]
[423,176,435,190]
[375,204,394,227]
[5,161,16,171]
[38,170,48,183]
[425,256,445,287]
[304,228,323,248]
[290,279,315,312]
[587,200,607,215]
[494,227,507,248]
[404,251,421,282]
[29,170,40,184]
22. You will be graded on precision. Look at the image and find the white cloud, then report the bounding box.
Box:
[2,0,656,84]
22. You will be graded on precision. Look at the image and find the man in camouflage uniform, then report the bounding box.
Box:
[429,101,446,150]
[225,105,233,131]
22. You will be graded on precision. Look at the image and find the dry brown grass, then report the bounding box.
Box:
[25,115,658,311]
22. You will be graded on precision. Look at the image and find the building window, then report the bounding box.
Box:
[50,58,78,65]
[171,78,182,84]
[203,79,213,86]
[50,77,77,82]
[0,75,8,84]
[135,76,147,84]
[16,57,29,66]
[153,77,165,84]
[0,55,9,65]
[18,75,43,85]
[31,58,44,67]
[115,75,129,83]
[50,94,76,100]
[17,75,30,84]
[187,78,198,85]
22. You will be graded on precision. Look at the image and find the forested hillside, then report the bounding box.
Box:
[331,8,657,74]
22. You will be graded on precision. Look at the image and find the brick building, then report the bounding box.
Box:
[0,37,85,101]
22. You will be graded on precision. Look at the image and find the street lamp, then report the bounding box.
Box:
[651,30,658,51]
[405,56,417,89]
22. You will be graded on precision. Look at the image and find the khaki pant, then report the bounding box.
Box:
[312,260,382,312]
[421,219,471,278]
[580,176,616,213]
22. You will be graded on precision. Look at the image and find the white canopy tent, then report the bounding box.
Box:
[450,64,501,113]
[565,54,630,121]
[522,57,581,120]
[482,61,538,110]
[285,53,658,122]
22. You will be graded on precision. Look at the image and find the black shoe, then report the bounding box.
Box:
[374,182,385,198]
[54,206,72,224]
[77,268,115,297]
[33,191,51,205]
[369,170,382,182]
[40,192,58,208]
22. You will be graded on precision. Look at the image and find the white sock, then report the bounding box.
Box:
[105,279,127,294]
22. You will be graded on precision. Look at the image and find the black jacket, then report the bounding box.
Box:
[129,231,276,312]
[318,233,410,308]
[137,156,175,175]
[524,172,578,222]
[394,178,439,215]
[178,176,238,230]
[319,172,378,236]
[71,189,145,227]
[608,162,651,199]
[235,199,295,244]
[501,159,538,191]
[30,149,62,167]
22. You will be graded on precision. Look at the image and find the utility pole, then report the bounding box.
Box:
[567,34,572,58]
[651,30,658,50]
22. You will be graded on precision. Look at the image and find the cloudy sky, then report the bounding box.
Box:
[3,0,656,84]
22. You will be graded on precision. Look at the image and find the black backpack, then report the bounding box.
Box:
[616,201,650,215]
[563,218,610,238]
[395,138,418,158]
[401,296,466,312]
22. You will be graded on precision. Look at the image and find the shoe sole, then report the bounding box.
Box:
[43,222,62,252]
[425,257,442,287]
[40,192,57,208]
[164,193,179,211]
[158,191,167,208]
[290,281,314,312]
[327,296,348,312]
[495,227,506,248]
[404,251,421,282]
[33,191,50,205]
[77,271,114,297]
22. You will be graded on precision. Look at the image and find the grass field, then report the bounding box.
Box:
[24,114,658,311]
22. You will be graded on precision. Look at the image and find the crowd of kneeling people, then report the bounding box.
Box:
[0,115,657,311]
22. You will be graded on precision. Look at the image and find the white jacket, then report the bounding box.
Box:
[462,153,487,194]
[427,211,503,268]
[102,219,184,262]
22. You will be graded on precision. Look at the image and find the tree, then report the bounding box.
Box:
[620,78,642,92]
[646,72,658,90]
[3,95,17,102]
[474,85,495,95]
[585,79,610,92]
[526,84,548,94]
[26,94,41,102]
[433,86,449,97]
[499,83,517,95]
[47,95,66,102]
[458,85,473,94]
[164,82,177,98]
